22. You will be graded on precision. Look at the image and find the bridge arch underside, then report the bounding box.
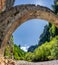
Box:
[0,4,58,50]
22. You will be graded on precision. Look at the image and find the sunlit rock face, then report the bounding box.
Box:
[0,0,6,11]
[0,57,16,65]
[0,0,15,12]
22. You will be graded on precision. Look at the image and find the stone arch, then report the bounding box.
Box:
[0,4,58,54]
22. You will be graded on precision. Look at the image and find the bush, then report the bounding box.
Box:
[4,46,11,59]
[14,52,20,60]
[32,36,58,61]
[25,52,35,62]
[13,44,25,60]
[50,36,58,59]
[4,44,26,60]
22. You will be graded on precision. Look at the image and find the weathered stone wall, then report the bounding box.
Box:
[5,0,15,9]
[0,0,15,12]
[0,4,58,55]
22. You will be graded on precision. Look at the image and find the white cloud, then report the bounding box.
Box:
[20,46,29,52]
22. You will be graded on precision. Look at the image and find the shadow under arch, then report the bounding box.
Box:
[0,4,58,55]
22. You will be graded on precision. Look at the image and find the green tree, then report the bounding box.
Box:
[38,0,58,46]
[54,0,58,14]
[38,25,50,46]
[50,36,58,59]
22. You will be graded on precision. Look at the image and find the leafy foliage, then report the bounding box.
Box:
[25,52,35,62]
[13,44,25,60]
[25,36,58,61]
[4,36,25,60]
[4,45,11,59]
[54,0,58,14]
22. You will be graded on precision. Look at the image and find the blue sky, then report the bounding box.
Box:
[14,0,54,9]
[13,0,54,51]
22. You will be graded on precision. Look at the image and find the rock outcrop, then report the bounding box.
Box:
[0,57,16,65]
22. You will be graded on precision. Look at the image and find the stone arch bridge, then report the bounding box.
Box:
[0,4,58,55]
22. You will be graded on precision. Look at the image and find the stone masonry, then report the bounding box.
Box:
[0,0,15,12]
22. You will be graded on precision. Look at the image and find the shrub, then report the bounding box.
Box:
[33,36,58,61]
[4,46,11,59]
[25,52,35,62]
